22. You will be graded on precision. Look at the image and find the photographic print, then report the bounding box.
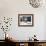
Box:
[18,14,34,27]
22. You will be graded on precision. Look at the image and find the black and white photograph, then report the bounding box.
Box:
[18,14,34,26]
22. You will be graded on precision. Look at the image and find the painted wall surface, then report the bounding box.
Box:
[0,0,46,40]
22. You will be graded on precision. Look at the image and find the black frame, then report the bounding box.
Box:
[18,14,34,27]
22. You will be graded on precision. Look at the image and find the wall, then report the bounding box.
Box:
[0,0,46,40]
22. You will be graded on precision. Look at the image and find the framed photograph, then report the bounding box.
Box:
[18,14,34,27]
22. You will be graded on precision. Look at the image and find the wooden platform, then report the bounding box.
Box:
[0,39,46,46]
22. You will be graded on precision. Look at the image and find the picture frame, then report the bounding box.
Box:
[18,14,34,27]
